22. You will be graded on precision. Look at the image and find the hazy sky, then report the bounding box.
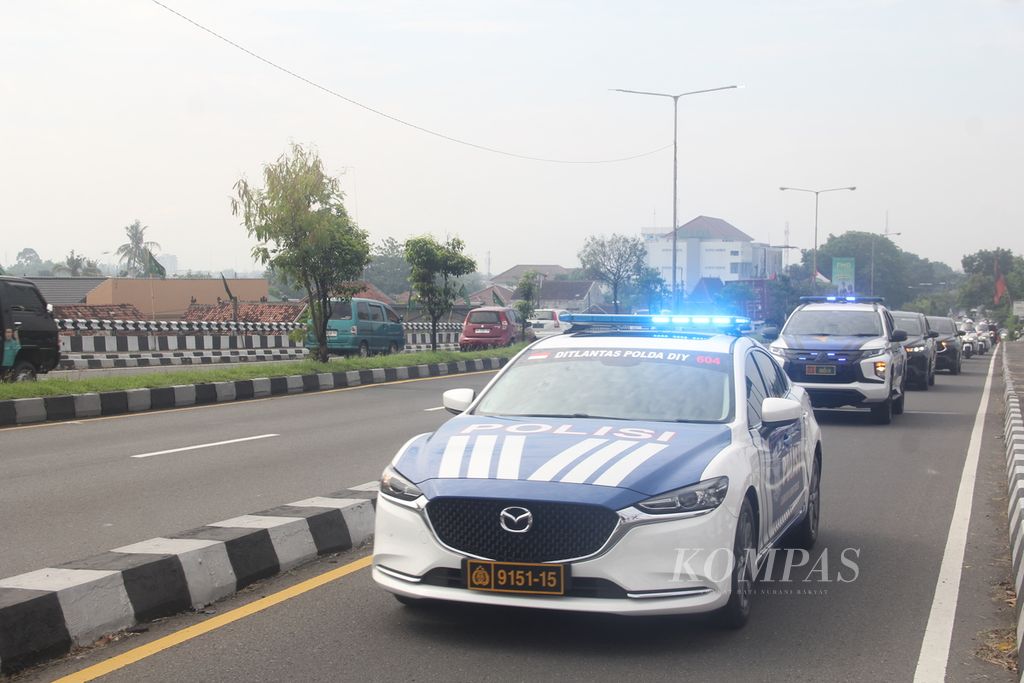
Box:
[2,0,1022,276]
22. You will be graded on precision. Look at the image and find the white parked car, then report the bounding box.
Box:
[373,313,823,628]
[528,309,570,338]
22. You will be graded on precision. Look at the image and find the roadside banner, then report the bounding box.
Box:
[832,257,856,296]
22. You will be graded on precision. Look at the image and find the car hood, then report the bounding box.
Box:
[394,415,732,509]
[779,334,883,352]
[903,335,926,347]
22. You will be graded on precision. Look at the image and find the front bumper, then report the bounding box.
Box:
[797,380,890,407]
[372,494,736,616]
[905,353,929,380]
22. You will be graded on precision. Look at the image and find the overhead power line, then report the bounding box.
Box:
[150,0,672,164]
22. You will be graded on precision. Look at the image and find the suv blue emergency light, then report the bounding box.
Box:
[798,296,885,304]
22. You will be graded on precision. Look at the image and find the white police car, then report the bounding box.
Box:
[764,296,909,424]
[373,314,823,627]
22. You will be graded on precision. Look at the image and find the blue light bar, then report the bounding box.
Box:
[560,313,752,334]
[794,294,884,303]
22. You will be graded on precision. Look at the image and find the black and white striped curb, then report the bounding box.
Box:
[59,348,310,371]
[0,357,509,427]
[0,483,379,674]
[56,319,464,335]
[1002,345,1024,665]
[57,319,305,334]
[61,334,302,354]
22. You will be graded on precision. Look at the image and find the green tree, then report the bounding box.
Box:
[116,220,161,277]
[621,267,667,313]
[405,235,476,351]
[15,248,41,271]
[53,250,103,277]
[578,234,646,313]
[513,270,540,337]
[232,143,371,362]
[362,237,412,297]
[958,248,1024,325]
[764,274,811,326]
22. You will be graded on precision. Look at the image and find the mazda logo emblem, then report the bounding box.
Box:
[499,506,533,534]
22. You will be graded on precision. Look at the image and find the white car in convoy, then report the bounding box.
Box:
[528,308,570,338]
[373,314,823,628]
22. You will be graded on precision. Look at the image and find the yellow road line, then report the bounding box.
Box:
[54,554,374,682]
[0,369,496,432]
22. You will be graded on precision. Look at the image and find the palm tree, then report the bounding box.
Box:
[116,220,160,276]
[53,250,102,277]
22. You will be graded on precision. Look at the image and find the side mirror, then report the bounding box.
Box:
[46,303,54,314]
[442,388,475,415]
[761,397,802,429]
[891,329,908,343]
[928,330,939,338]
[957,330,965,336]
[761,326,780,341]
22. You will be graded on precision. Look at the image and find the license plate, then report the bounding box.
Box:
[326,330,338,338]
[466,559,566,595]
[805,364,836,376]
[475,328,490,334]
[532,322,544,328]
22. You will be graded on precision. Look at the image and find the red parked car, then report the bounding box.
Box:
[459,307,525,351]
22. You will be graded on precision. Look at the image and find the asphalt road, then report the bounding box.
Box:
[0,371,496,577]
[22,349,1018,682]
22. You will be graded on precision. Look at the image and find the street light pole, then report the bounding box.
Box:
[779,185,857,290]
[613,85,740,310]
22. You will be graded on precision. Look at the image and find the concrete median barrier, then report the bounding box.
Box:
[0,357,508,427]
[1001,342,1024,666]
[0,484,379,674]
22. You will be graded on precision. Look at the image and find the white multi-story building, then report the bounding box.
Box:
[642,216,783,293]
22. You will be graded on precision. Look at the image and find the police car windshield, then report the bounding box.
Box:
[783,310,883,337]
[927,317,955,334]
[473,348,733,423]
[893,315,923,335]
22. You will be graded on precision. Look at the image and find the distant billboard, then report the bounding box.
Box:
[832,257,856,296]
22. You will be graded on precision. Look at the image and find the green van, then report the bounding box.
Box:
[306,297,406,357]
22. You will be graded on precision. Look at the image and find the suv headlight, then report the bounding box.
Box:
[380,465,423,502]
[635,477,728,515]
[861,348,885,359]
[906,345,925,353]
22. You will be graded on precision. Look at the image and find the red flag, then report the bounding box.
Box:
[995,274,1008,304]
[994,257,1008,304]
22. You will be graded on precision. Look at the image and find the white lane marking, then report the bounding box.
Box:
[130,434,279,459]
[495,436,525,479]
[560,440,636,484]
[423,406,446,412]
[912,350,998,683]
[528,438,607,481]
[593,443,669,487]
[467,435,497,478]
[438,435,470,478]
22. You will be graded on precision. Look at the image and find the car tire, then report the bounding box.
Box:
[893,390,905,415]
[11,361,37,382]
[387,342,399,355]
[785,456,821,550]
[714,498,756,630]
[928,367,935,386]
[950,355,961,375]
[918,372,929,391]
[358,341,370,358]
[871,398,893,425]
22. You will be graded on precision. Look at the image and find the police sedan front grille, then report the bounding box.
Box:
[425,498,620,563]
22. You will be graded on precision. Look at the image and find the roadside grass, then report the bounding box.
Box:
[0,345,525,400]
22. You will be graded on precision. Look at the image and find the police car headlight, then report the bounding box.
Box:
[635,477,729,515]
[861,348,885,359]
[768,346,785,358]
[380,466,423,502]
[906,345,925,353]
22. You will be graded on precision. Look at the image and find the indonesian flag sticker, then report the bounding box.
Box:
[526,352,549,360]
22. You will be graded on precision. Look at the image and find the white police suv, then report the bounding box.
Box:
[373,314,823,628]
[764,296,909,425]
